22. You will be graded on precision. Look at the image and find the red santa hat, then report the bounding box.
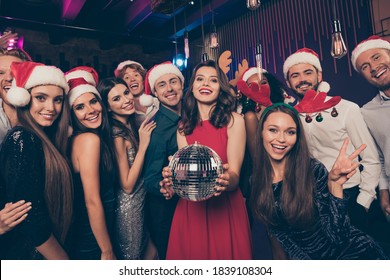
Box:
[351,35,390,71]
[141,61,184,107]
[283,48,330,93]
[241,67,268,82]
[68,77,100,106]
[8,61,69,107]
[65,66,99,86]
[114,60,144,77]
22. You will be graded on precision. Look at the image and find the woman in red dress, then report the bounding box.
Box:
[161,60,252,259]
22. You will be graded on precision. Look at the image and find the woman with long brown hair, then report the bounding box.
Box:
[0,61,73,259]
[250,103,387,259]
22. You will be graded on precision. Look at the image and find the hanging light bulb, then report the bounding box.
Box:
[202,53,209,62]
[255,43,263,81]
[246,0,261,10]
[210,24,219,49]
[330,19,347,59]
[330,0,347,59]
[184,31,190,59]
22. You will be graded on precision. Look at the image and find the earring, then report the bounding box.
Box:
[305,114,312,123]
[315,113,323,122]
[331,107,338,117]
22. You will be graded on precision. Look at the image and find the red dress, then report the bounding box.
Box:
[166,121,252,259]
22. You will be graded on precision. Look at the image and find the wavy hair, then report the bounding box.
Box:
[250,104,316,228]
[17,89,73,243]
[179,60,236,135]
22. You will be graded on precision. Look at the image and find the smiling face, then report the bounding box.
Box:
[0,55,23,105]
[107,83,135,117]
[286,63,322,98]
[154,73,183,109]
[29,85,64,127]
[72,92,102,129]
[262,111,297,164]
[192,66,220,105]
[122,67,144,97]
[355,48,390,94]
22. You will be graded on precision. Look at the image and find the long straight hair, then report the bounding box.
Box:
[17,90,73,243]
[179,60,236,135]
[250,104,316,228]
[70,93,117,180]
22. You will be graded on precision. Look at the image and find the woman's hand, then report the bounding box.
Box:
[328,138,366,198]
[0,200,32,235]
[215,163,230,196]
[138,118,156,152]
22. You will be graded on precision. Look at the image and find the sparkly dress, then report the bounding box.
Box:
[112,126,148,260]
[166,120,252,259]
[267,159,388,260]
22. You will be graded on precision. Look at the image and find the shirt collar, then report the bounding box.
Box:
[159,103,181,123]
[379,91,390,102]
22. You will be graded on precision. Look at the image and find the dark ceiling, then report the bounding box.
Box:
[0,0,249,52]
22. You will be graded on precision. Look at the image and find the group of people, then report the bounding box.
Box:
[0,34,390,260]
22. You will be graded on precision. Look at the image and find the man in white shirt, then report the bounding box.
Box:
[283,48,381,235]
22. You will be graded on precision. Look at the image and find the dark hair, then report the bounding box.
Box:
[70,92,118,180]
[98,77,139,151]
[241,72,287,114]
[115,63,146,80]
[179,60,236,135]
[250,104,316,228]
[17,89,73,243]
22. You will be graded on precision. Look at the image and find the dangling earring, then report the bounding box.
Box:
[236,90,242,99]
[315,112,323,122]
[255,103,261,113]
[305,114,312,123]
[331,107,338,117]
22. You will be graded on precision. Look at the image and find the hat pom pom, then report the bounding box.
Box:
[7,87,31,107]
[318,81,330,93]
[139,94,154,107]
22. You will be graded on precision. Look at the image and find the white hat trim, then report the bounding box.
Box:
[351,39,390,71]
[283,53,322,79]
[69,84,100,106]
[148,64,184,94]
[242,67,268,82]
[116,60,144,71]
[65,70,97,86]
[24,65,69,93]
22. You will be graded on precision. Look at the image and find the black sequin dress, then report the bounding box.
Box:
[267,159,388,260]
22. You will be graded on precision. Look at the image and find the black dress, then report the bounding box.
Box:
[0,127,51,259]
[69,136,116,260]
[265,159,388,260]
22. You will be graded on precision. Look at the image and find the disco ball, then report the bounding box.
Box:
[168,142,224,201]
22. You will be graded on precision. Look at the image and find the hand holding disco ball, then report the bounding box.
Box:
[161,142,225,201]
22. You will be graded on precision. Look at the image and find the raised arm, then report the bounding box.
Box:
[114,120,156,194]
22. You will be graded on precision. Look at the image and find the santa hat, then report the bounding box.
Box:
[65,66,99,86]
[242,67,268,82]
[351,35,390,71]
[68,77,100,106]
[8,61,69,107]
[114,60,144,77]
[283,48,330,93]
[141,61,184,107]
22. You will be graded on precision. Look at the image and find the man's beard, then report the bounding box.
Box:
[294,81,320,100]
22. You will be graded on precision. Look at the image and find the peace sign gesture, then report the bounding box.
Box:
[328,138,366,199]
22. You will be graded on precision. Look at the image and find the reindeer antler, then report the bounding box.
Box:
[218,50,232,74]
[229,59,249,87]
